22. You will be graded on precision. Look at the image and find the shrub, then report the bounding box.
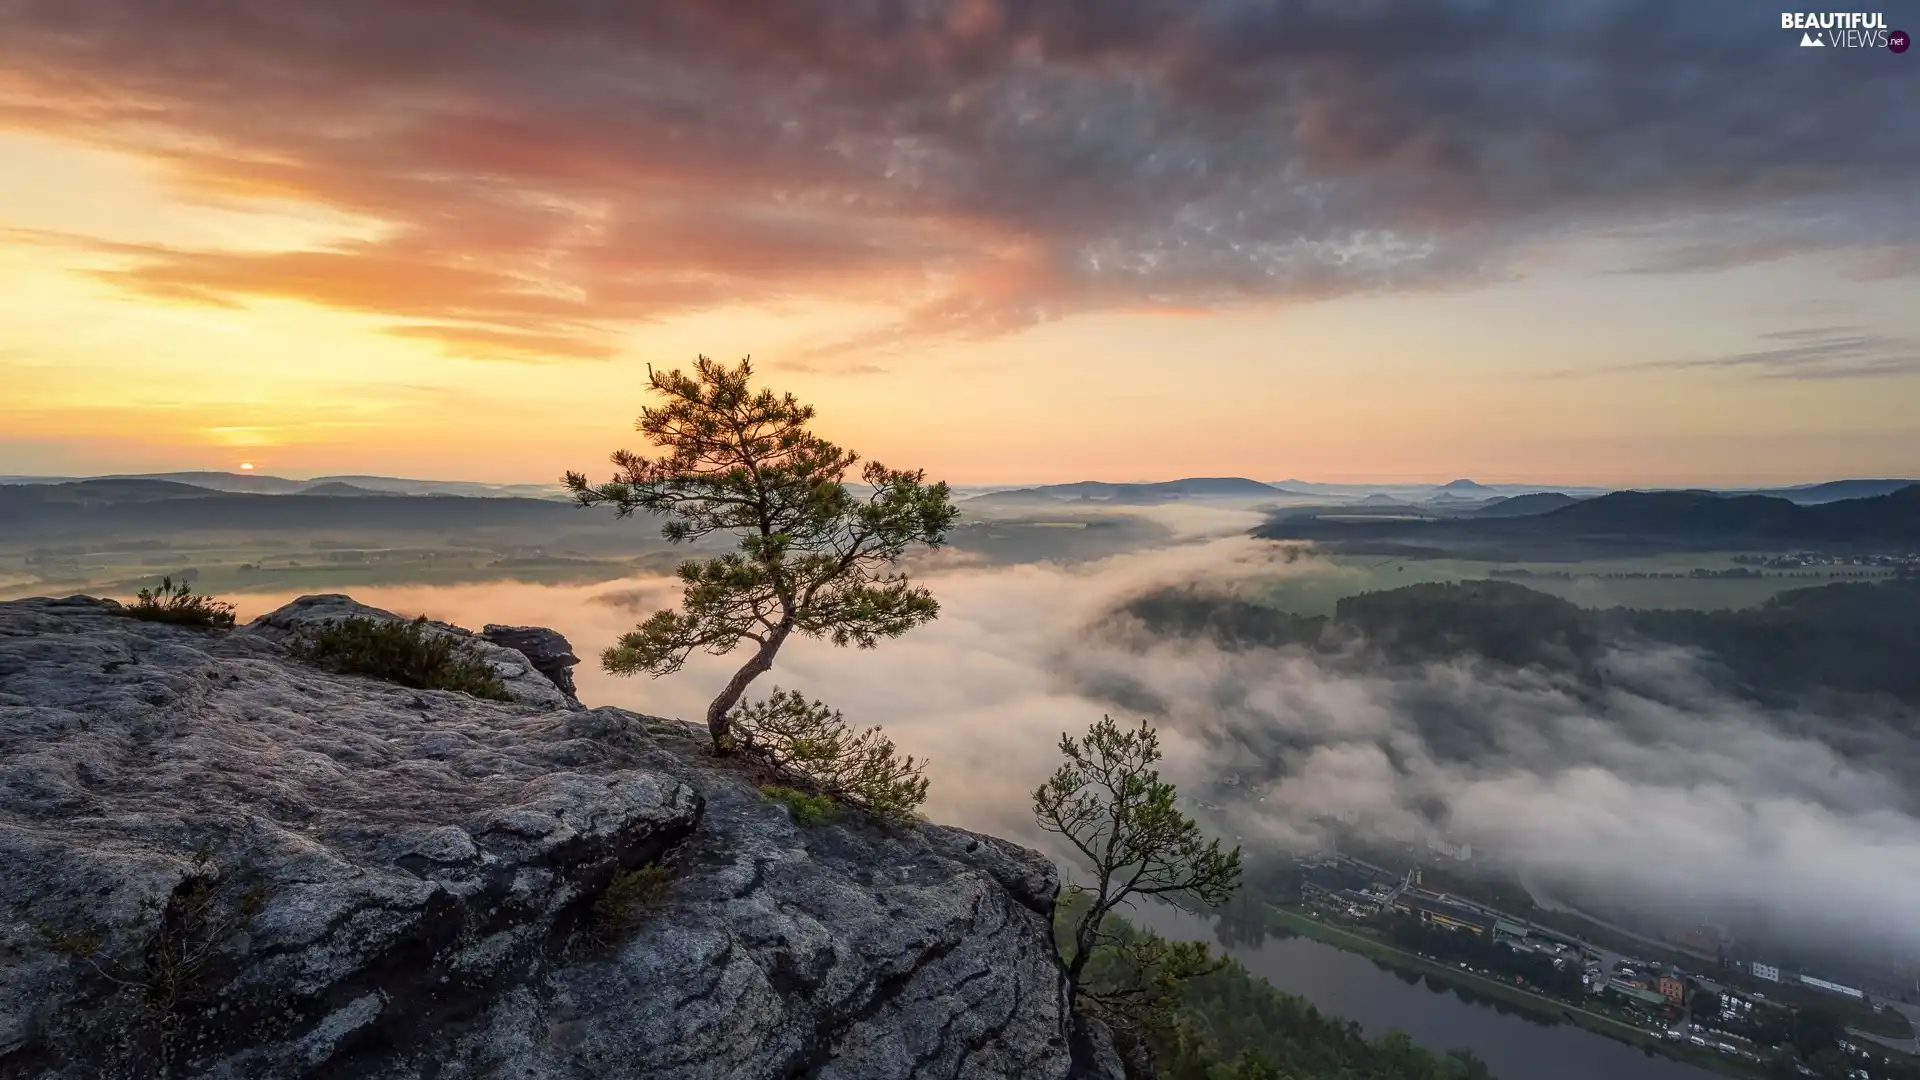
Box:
[292,615,511,701]
[729,689,928,824]
[122,577,236,629]
[588,863,672,946]
[760,784,839,825]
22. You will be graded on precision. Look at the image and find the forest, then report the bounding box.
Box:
[1072,907,1499,1080]
[1112,576,1920,711]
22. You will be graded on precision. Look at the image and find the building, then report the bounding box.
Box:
[1658,977,1685,1005]
[1391,891,1497,935]
[1609,980,1672,1009]
[1751,962,1781,983]
[1798,975,1866,1001]
[1300,863,1376,900]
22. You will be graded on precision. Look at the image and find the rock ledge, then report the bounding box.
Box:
[0,594,1112,1080]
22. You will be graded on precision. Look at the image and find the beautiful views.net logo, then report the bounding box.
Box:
[1781,11,1909,50]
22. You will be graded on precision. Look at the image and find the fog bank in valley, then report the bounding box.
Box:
[220,527,1920,964]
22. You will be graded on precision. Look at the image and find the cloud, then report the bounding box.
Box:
[1547,326,1920,382]
[773,359,891,377]
[2,0,1915,358]
[1074,583,1920,969]
[1658,327,1920,381]
[222,525,1920,972]
[1615,193,1920,280]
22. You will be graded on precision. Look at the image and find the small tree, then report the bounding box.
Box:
[733,689,928,823]
[1035,716,1243,1012]
[565,356,958,749]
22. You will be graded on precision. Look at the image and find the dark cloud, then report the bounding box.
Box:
[3,0,1916,358]
[1658,327,1920,380]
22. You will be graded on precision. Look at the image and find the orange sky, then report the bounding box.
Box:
[2,3,1916,487]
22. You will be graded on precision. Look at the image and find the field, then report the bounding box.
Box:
[1250,551,1897,615]
[0,505,1180,602]
[0,539,679,602]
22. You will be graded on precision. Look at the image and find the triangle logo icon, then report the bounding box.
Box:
[1800,31,1824,46]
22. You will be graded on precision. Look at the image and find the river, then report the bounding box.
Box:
[1133,903,1723,1080]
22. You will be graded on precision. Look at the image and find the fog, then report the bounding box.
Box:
[218,524,1920,968]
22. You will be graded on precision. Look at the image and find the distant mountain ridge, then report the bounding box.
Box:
[1468,492,1581,517]
[1112,576,1920,708]
[1257,484,1920,549]
[295,481,407,497]
[0,471,566,499]
[0,480,575,538]
[1738,478,1920,504]
[964,476,1292,505]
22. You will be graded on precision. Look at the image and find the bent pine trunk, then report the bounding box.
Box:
[703,623,793,748]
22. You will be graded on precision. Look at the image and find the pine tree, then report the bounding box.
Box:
[566,355,957,749]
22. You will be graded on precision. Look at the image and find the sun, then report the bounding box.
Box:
[239,462,255,471]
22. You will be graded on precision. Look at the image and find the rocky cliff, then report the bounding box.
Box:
[0,594,1117,1080]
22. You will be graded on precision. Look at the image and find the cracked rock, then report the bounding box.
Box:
[0,595,1115,1080]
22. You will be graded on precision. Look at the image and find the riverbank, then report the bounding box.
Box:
[1264,905,1767,1080]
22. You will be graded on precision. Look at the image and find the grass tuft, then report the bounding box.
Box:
[760,784,840,826]
[121,577,236,629]
[291,614,511,701]
[588,863,672,947]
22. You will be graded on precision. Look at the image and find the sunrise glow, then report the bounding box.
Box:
[0,5,1914,487]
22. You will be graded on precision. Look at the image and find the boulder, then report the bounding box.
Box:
[479,624,582,705]
[246,593,576,710]
[0,595,1113,1080]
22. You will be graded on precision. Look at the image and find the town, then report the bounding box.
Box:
[1269,851,1920,1079]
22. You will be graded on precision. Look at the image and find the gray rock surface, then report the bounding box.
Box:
[247,593,576,710]
[0,594,1111,1080]
[478,624,582,705]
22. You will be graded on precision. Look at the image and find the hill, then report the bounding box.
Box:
[1257,485,1920,552]
[307,474,567,498]
[295,481,407,497]
[1111,576,1920,711]
[1525,486,1920,541]
[1029,477,1280,501]
[1469,492,1580,517]
[0,478,228,505]
[1528,490,1809,536]
[105,470,311,494]
[1745,478,1920,504]
[0,471,569,499]
[960,488,1071,510]
[0,482,577,538]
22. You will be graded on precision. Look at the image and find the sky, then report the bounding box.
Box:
[2,0,1918,487]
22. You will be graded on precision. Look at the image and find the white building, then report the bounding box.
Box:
[1799,975,1866,1000]
[1751,962,1781,982]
